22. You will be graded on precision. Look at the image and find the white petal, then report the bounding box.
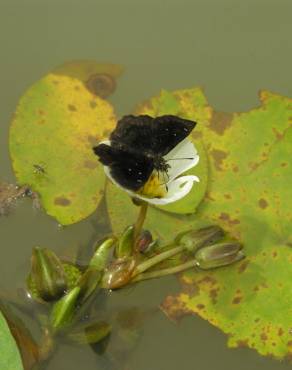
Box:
[164,139,199,182]
[133,175,199,205]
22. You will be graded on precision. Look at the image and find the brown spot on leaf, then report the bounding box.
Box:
[89,100,97,109]
[258,198,268,209]
[160,296,190,323]
[281,162,288,167]
[54,197,71,206]
[238,260,249,273]
[68,104,77,112]
[232,165,239,173]
[261,333,268,342]
[210,149,228,171]
[84,160,98,169]
[180,280,199,296]
[209,288,219,304]
[38,109,45,116]
[205,191,216,201]
[209,111,233,135]
[272,127,284,140]
[198,275,217,286]
[278,328,284,336]
[232,296,242,304]
[254,318,260,323]
[236,339,249,347]
[249,161,260,171]
[218,212,240,226]
[196,304,205,310]
[224,193,232,200]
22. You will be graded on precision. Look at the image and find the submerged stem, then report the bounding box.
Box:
[132,245,184,276]
[132,259,198,283]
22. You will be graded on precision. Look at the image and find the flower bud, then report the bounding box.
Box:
[195,242,244,270]
[50,286,80,331]
[28,247,67,302]
[89,237,116,271]
[177,225,225,253]
[115,225,134,259]
[136,230,155,254]
[77,268,102,304]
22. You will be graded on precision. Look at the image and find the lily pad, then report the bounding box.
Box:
[10,71,116,225]
[108,87,292,359]
[158,89,292,359]
[0,310,23,370]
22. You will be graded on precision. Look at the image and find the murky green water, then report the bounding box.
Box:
[1,0,292,369]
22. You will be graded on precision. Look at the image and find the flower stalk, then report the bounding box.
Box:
[133,202,148,251]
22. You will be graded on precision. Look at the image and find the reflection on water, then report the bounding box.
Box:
[1,0,292,369]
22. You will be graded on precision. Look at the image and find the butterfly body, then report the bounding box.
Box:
[93,115,196,192]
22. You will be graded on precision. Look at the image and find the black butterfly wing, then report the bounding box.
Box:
[93,143,154,191]
[110,115,154,153]
[151,115,196,156]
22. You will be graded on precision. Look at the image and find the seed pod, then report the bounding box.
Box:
[177,225,225,253]
[195,242,244,270]
[28,247,67,302]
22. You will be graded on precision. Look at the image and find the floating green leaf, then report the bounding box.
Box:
[10,64,117,225]
[0,310,23,370]
[109,88,292,359]
[158,89,292,359]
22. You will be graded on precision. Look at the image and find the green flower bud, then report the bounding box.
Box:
[50,286,80,331]
[67,321,111,345]
[77,268,102,304]
[115,225,134,259]
[195,242,244,270]
[28,247,67,302]
[177,225,225,253]
[89,237,116,271]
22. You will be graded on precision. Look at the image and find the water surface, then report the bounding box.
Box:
[1,0,291,369]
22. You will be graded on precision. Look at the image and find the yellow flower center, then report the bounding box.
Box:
[137,172,167,198]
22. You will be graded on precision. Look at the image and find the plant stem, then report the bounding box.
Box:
[133,202,148,251]
[132,245,184,276]
[131,259,198,283]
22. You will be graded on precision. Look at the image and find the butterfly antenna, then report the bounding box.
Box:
[166,157,194,161]
[159,170,169,189]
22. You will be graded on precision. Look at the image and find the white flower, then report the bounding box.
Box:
[102,139,199,205]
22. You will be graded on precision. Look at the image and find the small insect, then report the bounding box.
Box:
[93,115,196,191]
[33,163,46,175]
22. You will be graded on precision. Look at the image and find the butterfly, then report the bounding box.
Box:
[93,115,196,192]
